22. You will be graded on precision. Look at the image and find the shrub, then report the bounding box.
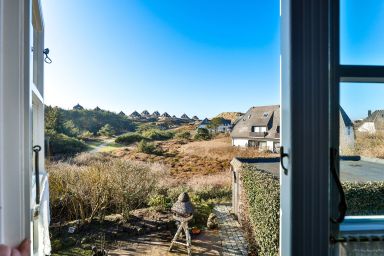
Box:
[176,131,191,140]
[78,130,94,140]
[115,132,145,145]
[194,128,211,141]
[48,157,163,222]
[148,194,171,211]
[344,181,384,215]
[242,166,280,256]
[241,166,384,256]
[47,132,87,156]
[137,140,160,155]
[98,124,115,137]
[142,129,174,141]
[63,120,81,137]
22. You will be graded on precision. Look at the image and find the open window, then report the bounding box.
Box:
[330,1,384,253]
[280,0,384,255]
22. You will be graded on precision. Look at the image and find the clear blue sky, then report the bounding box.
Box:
[42,0,383,120]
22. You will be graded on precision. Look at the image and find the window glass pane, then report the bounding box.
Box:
[340,83,384,216]
[340,0,384,65]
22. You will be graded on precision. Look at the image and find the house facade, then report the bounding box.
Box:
[198,118,232,133]
[231,105,355,153]
[231,105,280,151]
[358,110,384,133]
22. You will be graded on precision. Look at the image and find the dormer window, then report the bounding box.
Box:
[263,112,269,117]
[252,126,267,132]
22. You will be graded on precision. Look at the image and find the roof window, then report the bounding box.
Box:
[263,112,269,117]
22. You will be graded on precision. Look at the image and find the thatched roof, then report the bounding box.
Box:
[73,104,84,110]
[192,116,199,120]
[152,111,160,117]
[340,106,353,127]
[119,111,125,116]
[361,109,384,130]
[231,105,280,139]
[94,106,101,111]
[141,110,150,116]
[200,118,210,125]
[161,112,171,118]
[130,111,141,118]
[181,114,190,119]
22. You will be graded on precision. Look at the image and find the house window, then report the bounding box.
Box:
[252,126,267,132]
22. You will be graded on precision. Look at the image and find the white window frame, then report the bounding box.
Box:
[0,0,31,247]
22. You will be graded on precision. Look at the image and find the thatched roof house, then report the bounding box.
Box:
[161,112,171,118]
[141,110,150,117]
[119,111,126,116]
[192,116,199,121]
[129,111,142,119]
[73,104,84,110]
[181,114,190,119]
[231,105,281,151]
[358,110,384,133]
[152,111,160,117]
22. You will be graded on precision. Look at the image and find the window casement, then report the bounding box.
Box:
[281,0,384,255]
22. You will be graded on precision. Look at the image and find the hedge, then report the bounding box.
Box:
[241,166,384,256]
[344,181,384,215]
[115,132,145,145]
[48,133,87,156]
[242,166,280,256]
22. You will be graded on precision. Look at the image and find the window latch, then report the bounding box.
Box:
[33,145,42,206]
[280,146,289,175]
[43,48,52,64]
[330,147,347,224]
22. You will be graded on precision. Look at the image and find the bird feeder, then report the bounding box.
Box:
[169,192,194,255]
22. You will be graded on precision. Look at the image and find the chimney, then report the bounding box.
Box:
[368,110,372,117]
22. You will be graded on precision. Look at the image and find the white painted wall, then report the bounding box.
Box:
[232,138,249,147]
[358,122,376,133]
[340,126,355,154]
[266,140,274,151]
[0,0,31,246]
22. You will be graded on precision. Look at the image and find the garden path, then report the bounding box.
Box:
[108,205,248,256]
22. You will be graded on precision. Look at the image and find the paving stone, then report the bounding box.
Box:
[214,205,249,256]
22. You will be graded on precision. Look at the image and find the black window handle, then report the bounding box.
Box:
[280,146,289,175]
[33,145,41,205]
[330,147,347,224]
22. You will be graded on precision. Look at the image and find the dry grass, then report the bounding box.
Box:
[47,154,167,223]
[354,131,384,159]
[179,137,276,161]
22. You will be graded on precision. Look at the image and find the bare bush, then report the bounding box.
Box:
[48,154,168,223]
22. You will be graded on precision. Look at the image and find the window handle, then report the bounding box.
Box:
[33,145,41,205]
[280,146,289,175]
[330,147,347,224]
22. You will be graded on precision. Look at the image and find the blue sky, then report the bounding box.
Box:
[42,0,383,119]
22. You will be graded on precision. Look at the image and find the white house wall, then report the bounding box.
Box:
[340,126,355,154]
[358,122,376,133]
[266,141,274,151]
[232,138,249,147]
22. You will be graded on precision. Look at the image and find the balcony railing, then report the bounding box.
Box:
[249,132,268,137]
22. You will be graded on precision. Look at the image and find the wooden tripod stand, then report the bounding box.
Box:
[169,216,193,255]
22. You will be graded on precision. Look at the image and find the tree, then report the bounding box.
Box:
[45,106,64,134]
[63,120,81,137]
[194,128,211,140]
[208,117,226,133]
[98,124,115,137]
